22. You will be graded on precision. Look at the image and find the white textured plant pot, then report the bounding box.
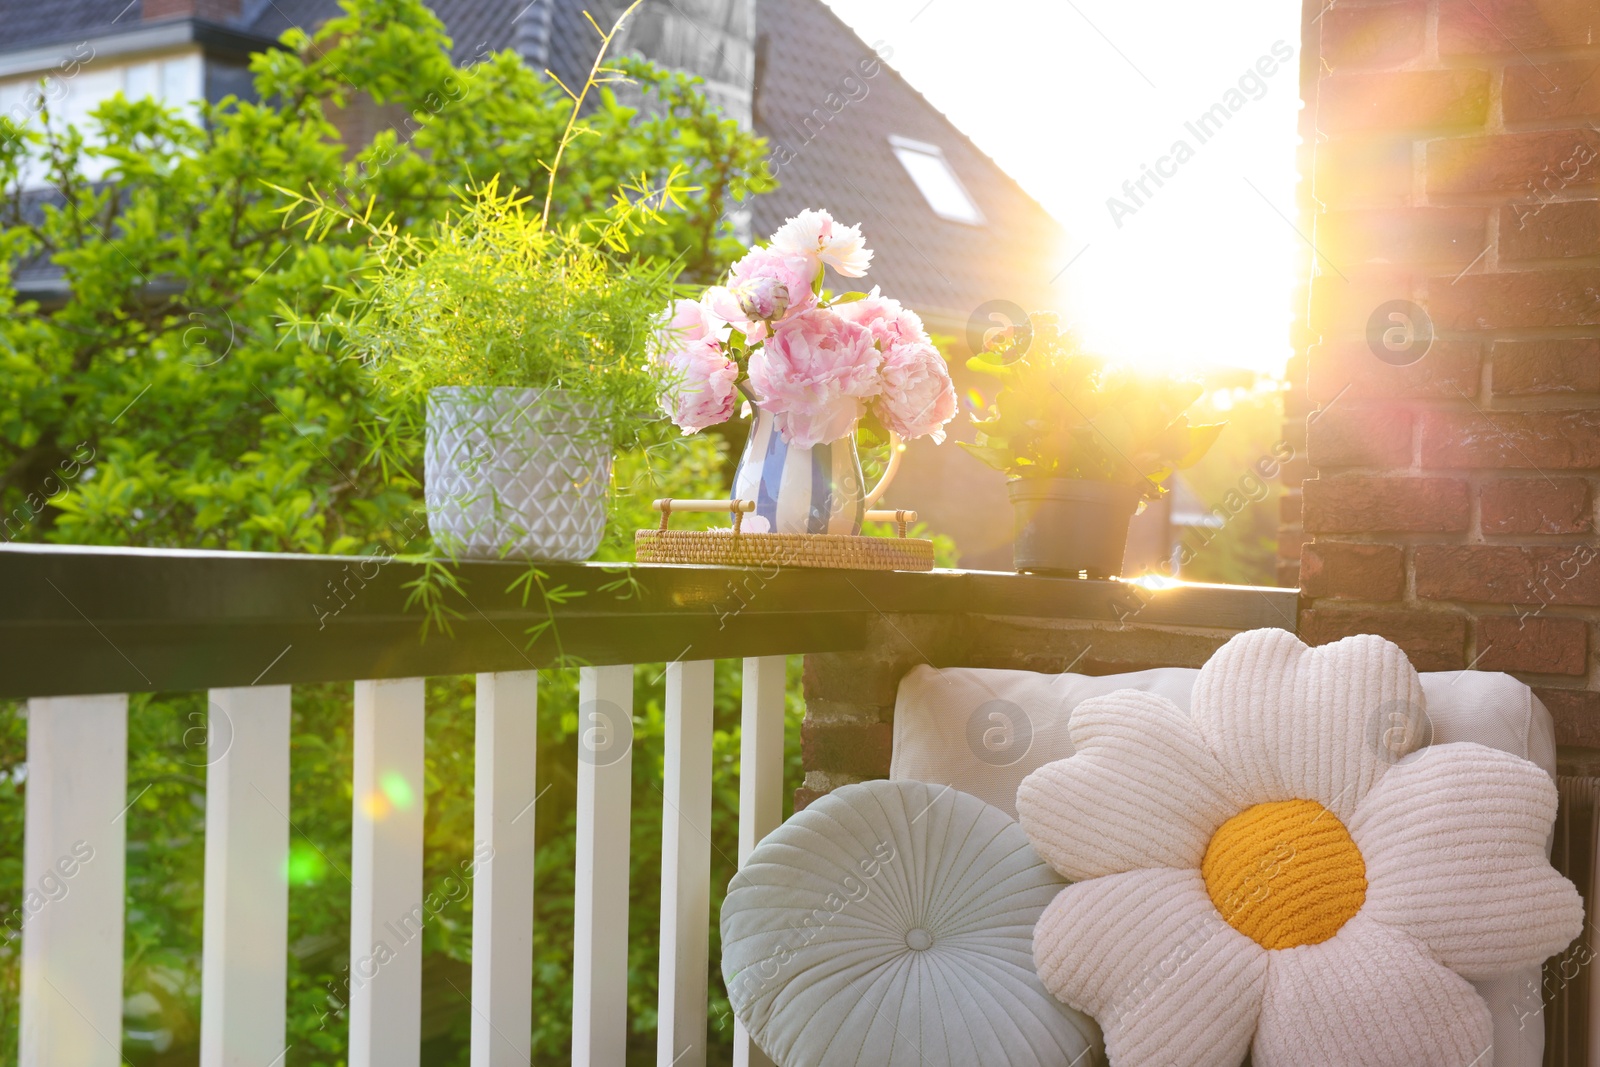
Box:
[424,386,612,561]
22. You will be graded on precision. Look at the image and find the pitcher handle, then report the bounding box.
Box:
[864,432,903,508]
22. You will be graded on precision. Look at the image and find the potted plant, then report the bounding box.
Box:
[961,315,1224,578]
[276,177,676,560]
[651,208,958,534]
[272,1,687,562]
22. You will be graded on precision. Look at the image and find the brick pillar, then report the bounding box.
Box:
[1277,0,1328,589]
[1299,0,1600,749]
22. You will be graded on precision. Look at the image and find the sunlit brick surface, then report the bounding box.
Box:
[1292,0,1600,752]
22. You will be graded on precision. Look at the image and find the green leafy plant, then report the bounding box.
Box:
[270,170,694,636]
[267,0,716,635]
[269,2,694,456]
[273,173,685,452]
[962,314,1225,500]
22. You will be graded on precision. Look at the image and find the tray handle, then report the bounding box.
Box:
[652,498,755,533]
[651,500,920,537]
[865,508,919,538]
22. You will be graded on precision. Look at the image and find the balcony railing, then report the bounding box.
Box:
[0,542,1297,1066]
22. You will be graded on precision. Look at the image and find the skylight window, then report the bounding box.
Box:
[889,136,983,225]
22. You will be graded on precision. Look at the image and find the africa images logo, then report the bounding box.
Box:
[1366,300,1433,367]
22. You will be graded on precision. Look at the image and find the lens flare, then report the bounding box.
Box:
[284,842,327,886]
[380,770,415,810]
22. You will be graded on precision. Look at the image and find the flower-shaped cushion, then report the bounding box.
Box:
[721,779,1101,1066]
[1017,628,1584,1067]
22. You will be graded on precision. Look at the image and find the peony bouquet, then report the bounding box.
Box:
[652,210,958,449]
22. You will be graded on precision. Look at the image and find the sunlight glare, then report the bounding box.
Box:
[823,0,1303,377]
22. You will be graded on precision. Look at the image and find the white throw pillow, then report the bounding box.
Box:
[890,662,1560,1067]
[890,666,1201,820]
[722,780,1102,1066]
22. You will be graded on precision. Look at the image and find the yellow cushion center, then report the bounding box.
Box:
[1201,798,1366,950]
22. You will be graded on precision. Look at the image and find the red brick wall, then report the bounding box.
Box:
[1296,0,1600,748]
[143,0,241,21]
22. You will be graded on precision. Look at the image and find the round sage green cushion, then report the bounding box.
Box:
[721,780,1102,1066]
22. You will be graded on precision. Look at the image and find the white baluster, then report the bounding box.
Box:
[573,664,634,1067]
[200,685,292,1067]
[733,657,785,1067]
[470,671,538,1067]
[19,694,128,1067]
[349,678,426,1067]
[657,660,715,1067]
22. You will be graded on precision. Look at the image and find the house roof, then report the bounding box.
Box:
[748,0,1064,331]
[0,0,530,65]
[0,0,150,55]
[245,0,530,64]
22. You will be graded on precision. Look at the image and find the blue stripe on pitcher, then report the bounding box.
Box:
[807,441,832,534]
[755,417,787,530]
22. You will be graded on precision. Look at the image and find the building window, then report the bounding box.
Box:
[889,135,983,225]
[0,51,203,188]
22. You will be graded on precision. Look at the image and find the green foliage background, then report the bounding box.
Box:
[1160,374,1286,588]
[0,1,791,1063]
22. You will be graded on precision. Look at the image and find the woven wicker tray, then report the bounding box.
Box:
[634,499,935,571]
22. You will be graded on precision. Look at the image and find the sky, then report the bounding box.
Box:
[821,0,1306,378]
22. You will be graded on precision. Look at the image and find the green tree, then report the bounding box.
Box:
[0,1,781,1062]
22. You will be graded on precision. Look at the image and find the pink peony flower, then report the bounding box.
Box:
[833,287,929,349]
[874,340,957,443]
[748,308,881,447]
[657,337,739,433]
[700,285,743,336]
[657,297,728,348]
[770,208,874,278]
[652,300,737,433]
[720,246,817,341]
[737,274,792,323]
